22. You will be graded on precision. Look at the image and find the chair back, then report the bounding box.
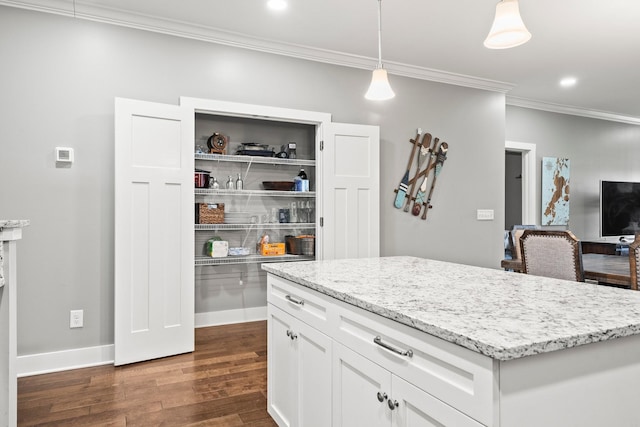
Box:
[520,230,584,282]
[509,225,539,260]
[629,234,640,291]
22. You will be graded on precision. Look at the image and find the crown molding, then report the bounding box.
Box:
[3,0,640,124]
[507,96,640,126]
[0,0,514,94]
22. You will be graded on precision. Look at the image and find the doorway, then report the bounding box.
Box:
[505,141,537,227]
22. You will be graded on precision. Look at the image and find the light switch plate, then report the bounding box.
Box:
[477,209,494,221]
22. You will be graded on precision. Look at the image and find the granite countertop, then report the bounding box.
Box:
[0,220,30,231]
[262,256,640,361]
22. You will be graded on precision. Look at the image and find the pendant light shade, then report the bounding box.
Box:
[365,68,395,101]
[484,0,531,49]
[365,0,395,101]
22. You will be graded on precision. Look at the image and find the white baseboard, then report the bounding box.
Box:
[17,344,114,377]
[195,306,267,328]
[17,307,267,377]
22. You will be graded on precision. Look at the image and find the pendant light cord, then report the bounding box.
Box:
[376,0,383,69]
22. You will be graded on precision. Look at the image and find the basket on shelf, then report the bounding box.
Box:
[195,203,224,224]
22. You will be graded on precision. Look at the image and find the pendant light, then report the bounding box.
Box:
[365,0,395,100]
[484,0,531,49]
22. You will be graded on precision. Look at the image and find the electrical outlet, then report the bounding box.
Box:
[70,309,83,328]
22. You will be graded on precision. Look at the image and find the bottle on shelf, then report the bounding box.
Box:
[295,167,309,192]
[226,175,234,190]
[236,173,243,190]
[210,176,220,189]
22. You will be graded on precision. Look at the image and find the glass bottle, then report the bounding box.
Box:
[297,167,308,180]
[210,176,220,189]
[226,175,234,190]
[236,173,243,190]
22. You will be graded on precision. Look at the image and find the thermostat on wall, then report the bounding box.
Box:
[56,147,74,163]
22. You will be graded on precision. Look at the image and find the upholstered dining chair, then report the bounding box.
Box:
[520,230,585,282]
[629,234,640,291]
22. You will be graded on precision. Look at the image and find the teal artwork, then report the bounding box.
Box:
[542,157,570,225]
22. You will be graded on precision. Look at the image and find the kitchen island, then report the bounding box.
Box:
[263,256,640,427]
[1,220,29,427]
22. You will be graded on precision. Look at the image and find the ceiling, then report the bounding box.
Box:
[5,0,640,123]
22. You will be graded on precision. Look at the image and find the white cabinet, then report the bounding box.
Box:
[267,273,490,427]
[268,305,332,427]
[332,342,482,427]
[332,342,391,427]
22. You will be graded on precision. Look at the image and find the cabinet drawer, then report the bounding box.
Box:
[267,275,332,334]
[332,302,495,426]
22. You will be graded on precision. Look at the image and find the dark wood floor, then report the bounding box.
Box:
[18,321,277,426]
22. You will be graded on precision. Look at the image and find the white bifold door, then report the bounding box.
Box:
[321,123,380,260]
[114,98,194,366]
[113,98,379,365]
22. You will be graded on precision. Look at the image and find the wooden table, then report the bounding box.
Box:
[501,253,632,288]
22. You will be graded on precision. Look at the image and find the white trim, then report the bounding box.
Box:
[195,307,267,328]
[507,96,640,126]
[4,1,640,122]
[16,307,268,376]
[505,141,537,225]
[17,345,114,377]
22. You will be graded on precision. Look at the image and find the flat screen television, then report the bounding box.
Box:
[600,180,640,238]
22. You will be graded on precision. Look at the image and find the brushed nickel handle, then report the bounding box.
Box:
[373,336,413,358]
[388,399,399,410]
[376,391,387,402]
[285,294,305,306]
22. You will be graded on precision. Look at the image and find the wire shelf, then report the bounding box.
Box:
[195,223,315,231]
[195,254,314,266]
[195,189,315,197]
[195,153,315,167]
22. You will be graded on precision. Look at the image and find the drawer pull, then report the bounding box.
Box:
[376,391,387,402]
[285,294,305,306]
[286,329,298,340]
[373,336,413,358]
[388,399,399,410]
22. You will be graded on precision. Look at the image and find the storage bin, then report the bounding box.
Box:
[285,236,315,255]
[195,203,224,224]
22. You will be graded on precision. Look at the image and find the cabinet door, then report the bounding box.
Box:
[267,305,298,427]
[392,376,482,427]
[297,317,332,427]
[114,97,194,365]
[268,304,332,427]
[333,342,391,427]
[322,123,380,260]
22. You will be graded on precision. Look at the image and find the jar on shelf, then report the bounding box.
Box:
[209,176,220,189]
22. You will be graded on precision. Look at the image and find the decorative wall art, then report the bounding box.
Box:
[541,157,570,225]
[393,130,449,220]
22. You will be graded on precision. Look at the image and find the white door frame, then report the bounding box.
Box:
[505,141,537,225]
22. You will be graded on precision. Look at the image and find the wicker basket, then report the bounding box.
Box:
[196,203,224,224]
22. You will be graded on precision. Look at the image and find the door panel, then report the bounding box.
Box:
[322,123,380,260]
[392,376,482,427]
[267,305,297,427]
[333,342,390,427]
[298,321,332,427]
[114,98,193,365]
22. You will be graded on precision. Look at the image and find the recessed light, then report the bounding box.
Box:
[267,0,287,11]
[560,77,577,88]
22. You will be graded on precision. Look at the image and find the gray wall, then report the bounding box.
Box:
[506,106,640,240]
[1,7,505,356]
